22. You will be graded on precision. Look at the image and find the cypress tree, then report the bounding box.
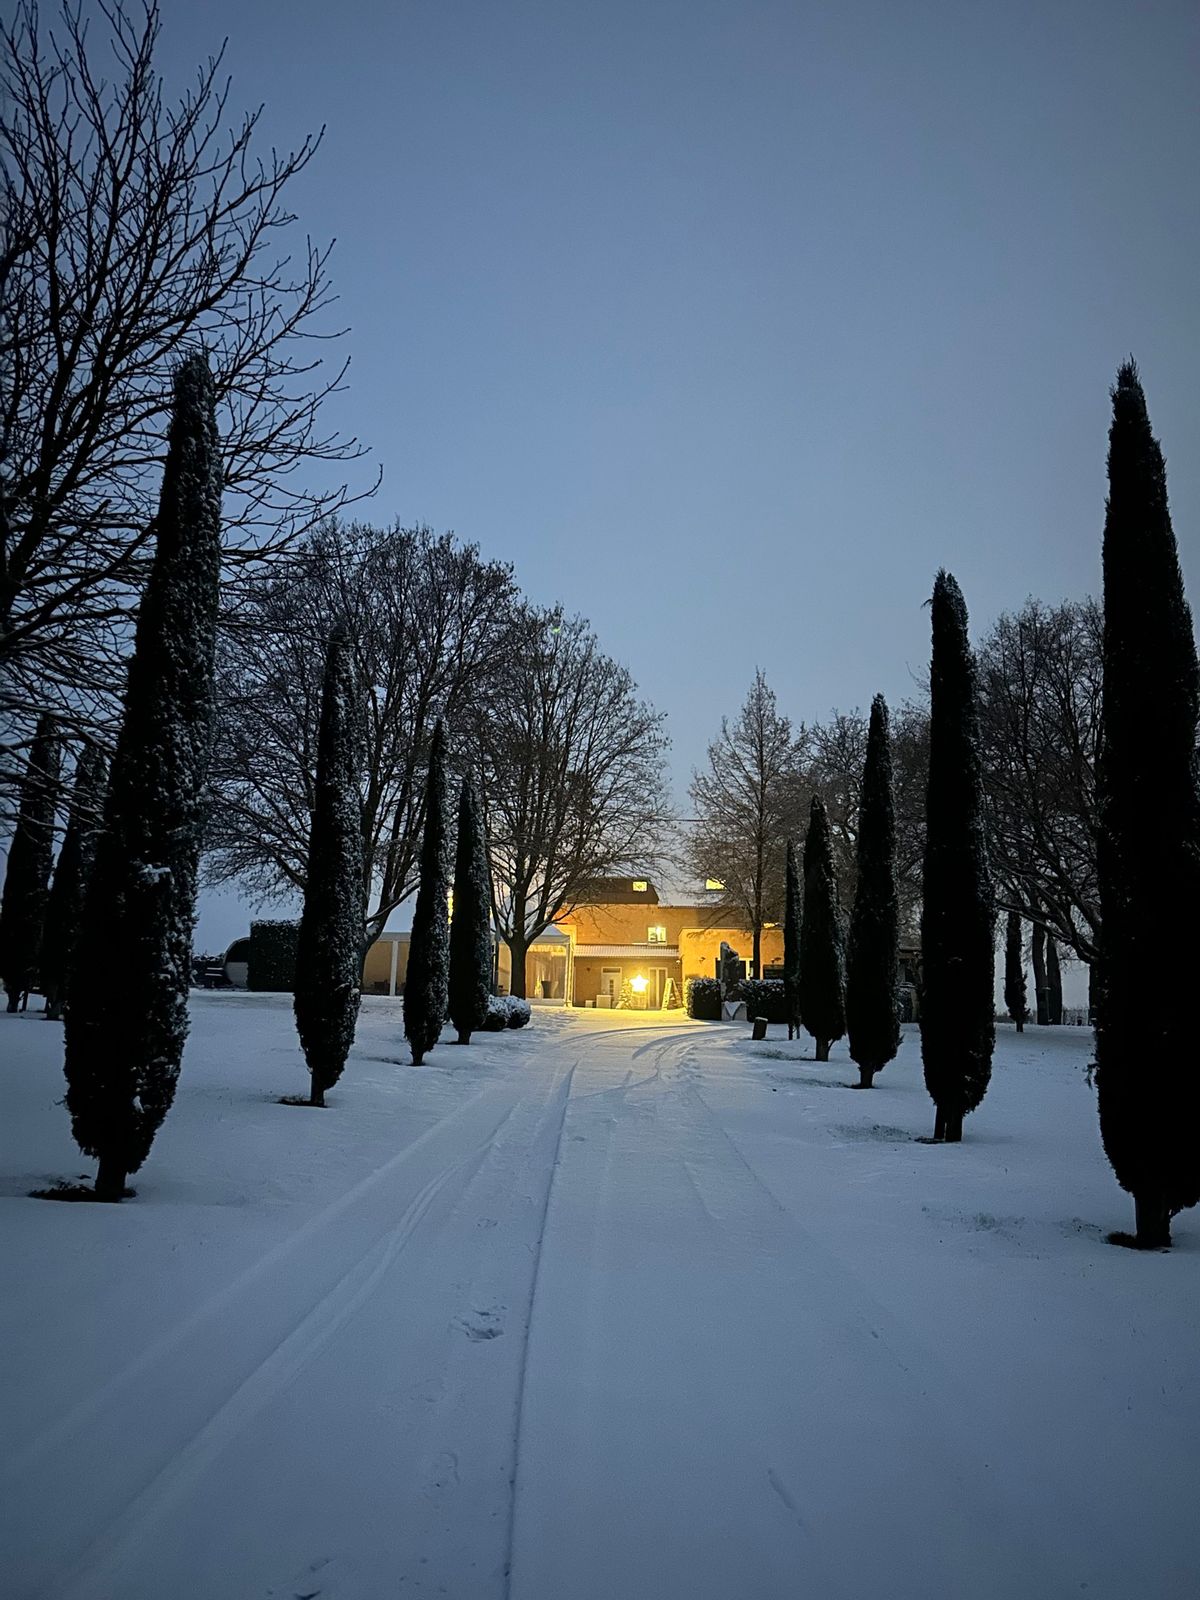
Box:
[1095,361,1200,1249]
[404,720,449,1065]
[448,776,492,1045]
[41,743,107,1021]
[846,693,901,1087]
[63,355,222,1201]
[783,838,802,1041]
[1003,910,1027,1033]
[291,625,365,1106]
[798,794,845,1062]
[920,570,995,1142]
[0,714,61,1011]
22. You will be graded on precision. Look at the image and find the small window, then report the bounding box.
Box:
[632,880,648,892]
[648,925,667,943]
[705,878,725,892]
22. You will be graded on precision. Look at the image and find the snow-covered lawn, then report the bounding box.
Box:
[2,997,1198,1599]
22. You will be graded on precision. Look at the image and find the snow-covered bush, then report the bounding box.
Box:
[482,994,531,1031]
[739,979,788,1023]
[482,996,508,1031]
[687,977,721,1020]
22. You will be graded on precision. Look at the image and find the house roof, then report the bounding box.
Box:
[574,943,680,959]
[574,877,660,905]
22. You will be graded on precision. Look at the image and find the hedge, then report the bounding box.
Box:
[686,976,722,1021]
[739,978,789,1024]
[248,919,300,992]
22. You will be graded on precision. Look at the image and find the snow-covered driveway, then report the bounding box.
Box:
[3,998,1199,1599]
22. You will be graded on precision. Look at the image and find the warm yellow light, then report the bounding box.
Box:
[630,973,649,994]
[705,878,725,891]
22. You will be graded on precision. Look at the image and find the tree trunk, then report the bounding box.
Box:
[45,998,64,1021]
[1133,1191,1171,1249]
[752,923,762,982]
[933,1107,946,1140]
[943,1111,963,1142]
[507,937,529,999]
[815,1038,830,1061]
[1015,1017,1024,1033]
[95,1156,128,1201]
[457,1028,472,1045]
[1031,923,1049,1024]
[309,1081,325,1107]
[856,1065,876,1089]
[1047,938,1063,1025]
[6,993,18,1013]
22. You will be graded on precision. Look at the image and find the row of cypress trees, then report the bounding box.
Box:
[5,352,502,1190]
[0,715,62,1011]
[758,362,1200,1247]
[0,732,110,1020]
[285,688,496,1103]
[780,696,901,1088]
[401,724,494,1065]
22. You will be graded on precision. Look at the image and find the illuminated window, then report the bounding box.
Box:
[648,925,667,943]
[705,878,725,892]
[632,880,648,892]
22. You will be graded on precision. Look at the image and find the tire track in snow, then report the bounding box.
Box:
[2,1077,514,1489]
[509,1022,1105,1600]
[501,1060,578,1599]
[2,1079,536,1600]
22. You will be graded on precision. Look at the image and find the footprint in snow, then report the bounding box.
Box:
[454,1307,504,1341]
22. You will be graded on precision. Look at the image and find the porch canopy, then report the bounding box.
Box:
[574,943,680,958]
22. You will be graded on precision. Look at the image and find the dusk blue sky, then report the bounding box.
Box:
[162,0,1200,948]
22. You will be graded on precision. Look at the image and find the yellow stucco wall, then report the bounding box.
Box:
[678,924,783,982]
[361,937,407,993]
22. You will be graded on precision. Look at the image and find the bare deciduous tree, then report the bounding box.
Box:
[480,610,670,998]
[977,598,1102,964]
[207,521,517,941]
[687,670,806,977]
[1,0,374,755]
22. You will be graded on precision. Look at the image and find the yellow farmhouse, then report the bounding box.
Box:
[358,878,781,1009]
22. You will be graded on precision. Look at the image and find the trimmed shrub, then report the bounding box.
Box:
[482,994,530,1030]
[739,978,788,1024]
[687,976,721,1020]
[248,920,300,992]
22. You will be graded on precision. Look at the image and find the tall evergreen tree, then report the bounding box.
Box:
[920,570,995,1142]
[449,776,492,1045]
[0,714,61,1010]
[63,355,222,1200]
[1095,361,1200,1249]
[292,624,365,1106]
[783,838,802,1041]
[41,743,107,1021]
[846,694,901,1088]
[798,794,845,1062]
[1003,911,1027,1033]
[404,721,449,1064]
